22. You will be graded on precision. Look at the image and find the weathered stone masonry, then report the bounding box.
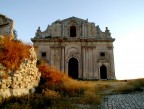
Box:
[31,17,115,80]
[0,47,41,98]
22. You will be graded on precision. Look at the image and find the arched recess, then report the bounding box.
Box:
[68,57,78,79]
[100,65,107,79]
[70,26,76,37]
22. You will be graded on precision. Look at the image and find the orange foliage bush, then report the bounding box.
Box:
[0,36,31,71]
[38,63,66,88]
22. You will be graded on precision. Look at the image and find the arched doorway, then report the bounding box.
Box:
[70,26,76,37]
[100,65,107,79]
[68,58,78,79]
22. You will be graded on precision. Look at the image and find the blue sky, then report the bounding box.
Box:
[1,0,144,79]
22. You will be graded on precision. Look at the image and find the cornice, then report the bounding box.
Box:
[31,38,115,43]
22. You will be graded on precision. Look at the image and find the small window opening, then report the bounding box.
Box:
[41,52,46,57]
[100,52,105,56]
[70,26,76,37]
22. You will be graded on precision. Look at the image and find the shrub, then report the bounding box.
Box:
[0,36,31,71]
[38,63,65,88]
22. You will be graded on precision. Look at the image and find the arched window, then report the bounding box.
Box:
[70,26,76,37]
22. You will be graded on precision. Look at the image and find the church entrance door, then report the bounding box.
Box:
[68,58,78,79]
[100,65,107,79]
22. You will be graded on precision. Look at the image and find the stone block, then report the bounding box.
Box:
[1,84,7,89]
[0,89,11,98]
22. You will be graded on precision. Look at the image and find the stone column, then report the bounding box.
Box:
[93,48,96,78]
[50,48,54,65]
[82,46,86,79]
[61,46,65,72]
[82,21,85,37]
[89,47,93,79]
[92,48,95,78]
[62,23,64,37]
[85,47,89,79]
[109,46,115,79]
[106,45,115,79]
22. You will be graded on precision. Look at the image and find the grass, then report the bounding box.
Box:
[0,93,59,109]
[113,78,144,93]
[1,78,144,109]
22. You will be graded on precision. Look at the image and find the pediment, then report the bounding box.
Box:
[61,16,87,24]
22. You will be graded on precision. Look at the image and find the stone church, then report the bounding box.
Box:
[31,17,115,80]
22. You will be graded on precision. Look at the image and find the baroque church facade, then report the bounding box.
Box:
[31,17,115,80]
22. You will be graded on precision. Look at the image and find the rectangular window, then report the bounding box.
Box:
[100,52,105,56]
[41,52,46,57]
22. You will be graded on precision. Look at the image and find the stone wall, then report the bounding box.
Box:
[0,47,41,98]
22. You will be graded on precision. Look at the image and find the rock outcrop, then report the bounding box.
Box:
[0,14,14,38]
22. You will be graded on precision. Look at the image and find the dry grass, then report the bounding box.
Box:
[113,78,144,93]
[42,89,60,100]
[2,76,144,108]
[77,90,101,105]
